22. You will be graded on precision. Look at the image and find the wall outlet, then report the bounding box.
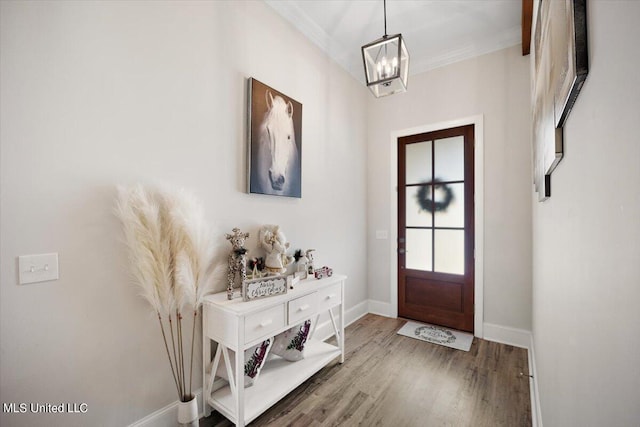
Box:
[18,253,59,285]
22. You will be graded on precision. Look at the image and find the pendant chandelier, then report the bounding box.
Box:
[361,0,409,98]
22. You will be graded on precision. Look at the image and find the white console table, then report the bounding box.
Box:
[202,274,346,426]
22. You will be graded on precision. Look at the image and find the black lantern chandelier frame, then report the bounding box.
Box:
[361,0,409,97]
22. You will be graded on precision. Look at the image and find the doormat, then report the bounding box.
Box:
[397,321,473,352]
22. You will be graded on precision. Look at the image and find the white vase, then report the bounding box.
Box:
[177,395,199,427]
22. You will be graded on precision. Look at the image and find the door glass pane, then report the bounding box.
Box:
[406,186,432,227]
[405,229,432,271]
[406,140,432,185]
[434,230,464,275]
[434,136,464,182]
[433,183,464,228]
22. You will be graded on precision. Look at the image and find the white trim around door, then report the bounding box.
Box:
[389,115,485,338]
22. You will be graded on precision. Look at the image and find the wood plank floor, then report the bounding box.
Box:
[201,314,531,427]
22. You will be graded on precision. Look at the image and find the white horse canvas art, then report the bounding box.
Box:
[249,79,302,197]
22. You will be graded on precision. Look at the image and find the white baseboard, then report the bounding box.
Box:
[366,303,531,349]
[128,388,203,427]
[483,323,541,427]
[367,299,393,317]
[528,334,543,427]
[483,322,531,349]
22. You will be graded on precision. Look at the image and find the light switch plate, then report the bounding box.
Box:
[18,253,59,285]
[375,230,389,240]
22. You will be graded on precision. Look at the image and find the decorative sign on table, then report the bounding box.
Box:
[242,275,288,301]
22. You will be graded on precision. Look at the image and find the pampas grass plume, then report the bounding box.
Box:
[115,184,221,400]
[115,184,174,316]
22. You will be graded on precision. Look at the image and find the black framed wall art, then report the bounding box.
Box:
[532,0,588,200]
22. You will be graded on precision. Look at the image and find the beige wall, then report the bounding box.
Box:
[0,1,368,426]
[531,1,640,425]
[366,45,533,331]
[12,0,633,425]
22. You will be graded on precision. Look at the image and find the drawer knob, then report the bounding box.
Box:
[326,294,336,300]
[259,319,273,327]
[298,304,310,312]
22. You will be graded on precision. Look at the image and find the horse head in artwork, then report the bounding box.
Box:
[257,90,299,194]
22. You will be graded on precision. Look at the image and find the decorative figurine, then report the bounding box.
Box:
[225,227,250,300]
[314,266,333,280]
[293,249,309,280]
[305,249,316,275]
[247,257,265,279]
[259,225,290,274]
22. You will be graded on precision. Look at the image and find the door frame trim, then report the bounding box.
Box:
[389,115,484,338]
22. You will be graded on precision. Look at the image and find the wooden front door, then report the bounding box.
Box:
[398,125,475,332]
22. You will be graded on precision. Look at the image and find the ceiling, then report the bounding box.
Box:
[265,0,523,83]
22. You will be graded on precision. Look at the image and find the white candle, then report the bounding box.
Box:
[380,57,387,78]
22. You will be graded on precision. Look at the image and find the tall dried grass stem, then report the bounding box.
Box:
[116,184,220,402]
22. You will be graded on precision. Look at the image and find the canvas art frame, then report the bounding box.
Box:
[532,0,588,200]
[248,78,302,198]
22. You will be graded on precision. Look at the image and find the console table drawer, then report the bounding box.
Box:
[317,283,342,312]
[288,292,318,325]
[244,305,285,344]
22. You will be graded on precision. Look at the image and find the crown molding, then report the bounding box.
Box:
[265,1,521,82]
[411,25,522,74]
